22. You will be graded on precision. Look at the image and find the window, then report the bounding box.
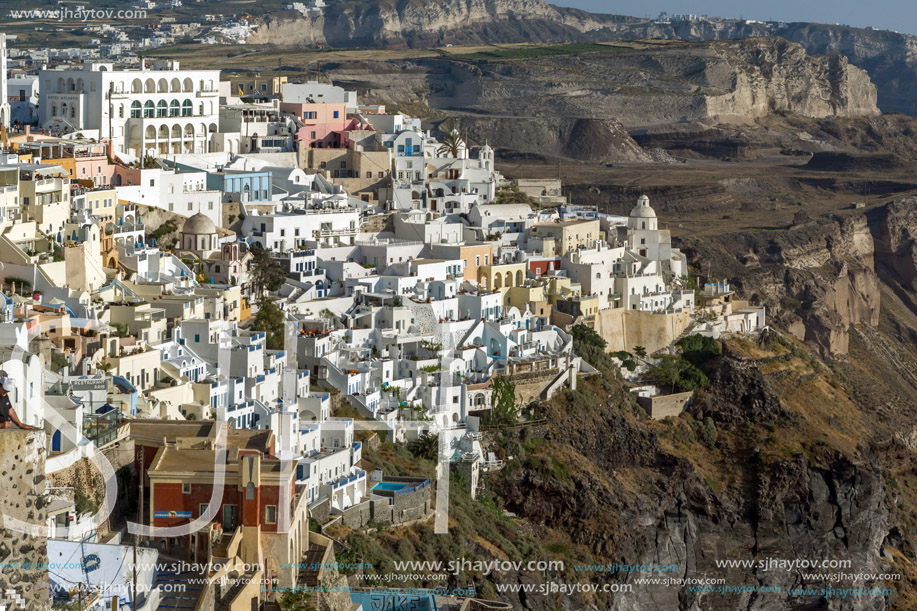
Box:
[265,505,276,523]
[199,503,209,517]
[333,110,339,118]
[183,483,191,494]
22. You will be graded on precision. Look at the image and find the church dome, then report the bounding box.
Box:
[182,212,216,235]
[629,195,656,219]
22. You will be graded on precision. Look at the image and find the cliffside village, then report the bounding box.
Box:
[0,49,767,611]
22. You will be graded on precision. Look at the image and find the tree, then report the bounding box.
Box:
[490,376,520,425]
[110,322,130,338]
[633,345,647,359]
[677,335,721,369]
[571,324,612,371]
[647,355,709,393]
[131,153,158,169]
[407,433,439,461]
[252,297,285,350]
[437,130,464,157]
[249,243,287,295]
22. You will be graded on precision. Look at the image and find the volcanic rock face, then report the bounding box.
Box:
[250,1,917,114]
[316,38,878,134]
[248,0,616,48]
[682,210,888,358]
[702,39,879,121]
[497,374,894,611]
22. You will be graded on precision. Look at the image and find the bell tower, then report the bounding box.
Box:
[0,34,10,129]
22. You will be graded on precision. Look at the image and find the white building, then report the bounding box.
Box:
[38,61,221,157]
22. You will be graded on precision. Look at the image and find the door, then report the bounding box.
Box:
[223,505,238,530]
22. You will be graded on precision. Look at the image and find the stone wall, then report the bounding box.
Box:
[47,441,135,538]
[594,309,692,355]
[638,391,693,420]
[0,430,50,611]
[320,479,432,529]
[340,500,371,529]
[309,497,331,525]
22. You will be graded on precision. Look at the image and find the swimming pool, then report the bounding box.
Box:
[372,481,410,492]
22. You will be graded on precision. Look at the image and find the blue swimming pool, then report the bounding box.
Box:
[372,481,409,492]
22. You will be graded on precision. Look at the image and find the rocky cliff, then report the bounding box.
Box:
[247,0,619,48]
[703,39,879,121]
[491,353,902,610]
[247,1,917,114]
[317,38,878,160]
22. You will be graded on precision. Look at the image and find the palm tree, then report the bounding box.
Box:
[408,433,439,461]
[437,130,464,158]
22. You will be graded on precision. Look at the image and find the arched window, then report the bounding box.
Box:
[182,78,193,92]
[182,100,192,117]
[157,78,168,93]
[156,100,167,117]
[169,100,180,117]
[131,78,142,93]
[130,101,141,118]
[143,100,154,118]
[144,78,155,93]
[170,78,181,93]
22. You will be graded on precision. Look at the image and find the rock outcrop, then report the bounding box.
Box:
[317,38,879,130]
[248,2,917,115]
[681,209,889,357]
[443,115,666,163]
[247,0,617,48]
[703,39,879,121]
[496,370,896,611]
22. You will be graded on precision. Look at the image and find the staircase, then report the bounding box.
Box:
[298,543,326,587]
[211,531,236,559]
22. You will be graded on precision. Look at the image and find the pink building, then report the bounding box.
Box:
[280,100,349,149]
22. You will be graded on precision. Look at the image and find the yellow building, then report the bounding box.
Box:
[231,75,288,98]
[528,219,602,254]
[542,275,582,304]
[505,283,545,310]
[477,262,527,292]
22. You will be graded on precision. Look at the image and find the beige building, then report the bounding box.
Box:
[19,164,70,235]
[528,219,602,254]
[104,342,162,391]
[430,243,493,283]
[298,147,391,203]
[108,301,168,345]
[230,74,288,98]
